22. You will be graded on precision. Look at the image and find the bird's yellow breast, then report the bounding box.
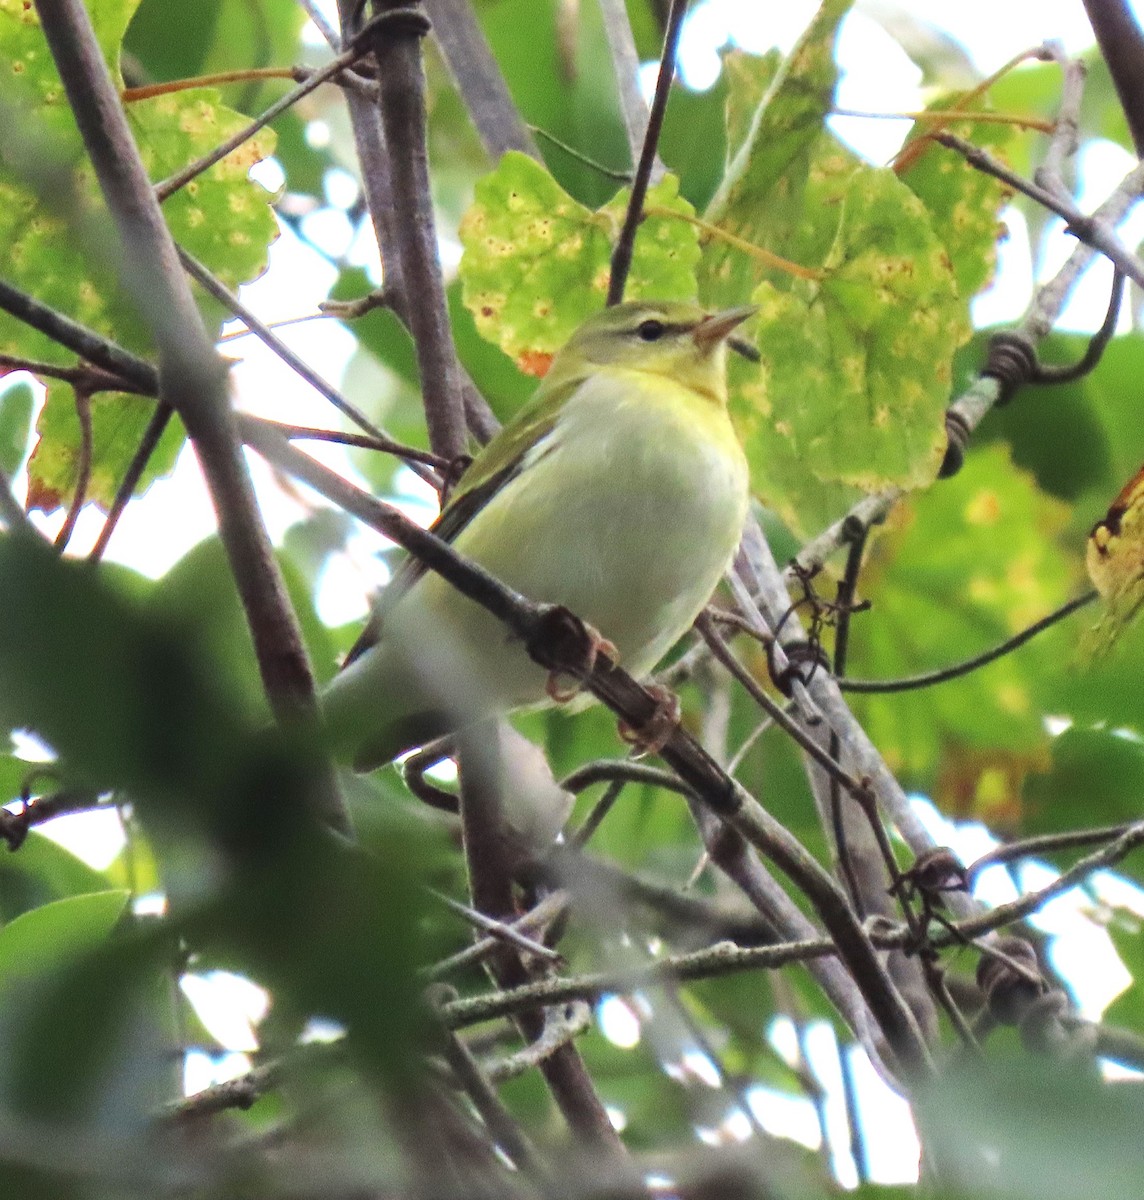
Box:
[399,367,749,708]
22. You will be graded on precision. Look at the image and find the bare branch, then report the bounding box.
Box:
[362,2,467,462]
[154,32,382,201]
[841,591,1098,694]
[1083,0,1144,154]
[424,0,538,159]
[33,0,350,834]
[598,0,661,178]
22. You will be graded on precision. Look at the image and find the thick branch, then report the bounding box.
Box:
[1083,0,1144,154]
[364,2,467,462]
[33,0,349,835]
[423,0,538,159]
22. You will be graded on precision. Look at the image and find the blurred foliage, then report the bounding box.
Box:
[0,0,278,512]
[1,0,1144,1197]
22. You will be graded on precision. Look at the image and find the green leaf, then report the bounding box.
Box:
[1024,728,1144,833]
[0,381,33,477]
[736,165,960,535]
[704,0,854,301]
[722,48,783,166]
[699,9,962,536]
[849,444,1074,785]
[917,1056,1144,1200]
[459,152,700,373]
[1102,919,1144,1035]
[896,95,1014,302]
[0,830,113,923]
[478,0,630,209]
[124,0,225,84]
[0,890,129,986]
[25,382,184,514]
[0,0,278,512]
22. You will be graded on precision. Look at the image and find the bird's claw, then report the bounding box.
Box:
[544,627,618,703]
[618,684,681,756]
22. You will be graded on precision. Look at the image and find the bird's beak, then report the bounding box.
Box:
[693,305,758,355]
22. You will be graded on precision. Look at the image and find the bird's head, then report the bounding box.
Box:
[548,300,757,403]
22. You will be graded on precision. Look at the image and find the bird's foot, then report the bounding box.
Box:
[618,684,681,756]
[542,619,618,703]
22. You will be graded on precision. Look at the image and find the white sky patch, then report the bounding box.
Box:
[183,1048,254,1097]
[598,994,643,1048]
[300,206,356,259]
[972,206,1036,329]
[33,806,126,870]
[181,971,269,1054]
[745,1085,823,1149]
[831,10,924,164]
[847,1047,921,1183]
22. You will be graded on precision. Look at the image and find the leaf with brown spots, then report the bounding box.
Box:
[733,165,963,535]
[458,151,700,370]
[895,94,1015,305]
[0,0,277,512]
[1080,462,1144,658]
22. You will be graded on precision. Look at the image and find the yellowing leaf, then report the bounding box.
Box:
[896,95,1014,304]
[734,166,961,534]
[698,4,963,536]
[458,151,700,372]
[0,0,278,512]
[1082,462,1144,656]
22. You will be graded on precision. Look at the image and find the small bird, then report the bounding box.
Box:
[324,300,754,770]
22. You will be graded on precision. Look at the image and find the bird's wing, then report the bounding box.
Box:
[341,374,577,667]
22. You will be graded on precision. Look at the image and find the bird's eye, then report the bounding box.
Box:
[636,319,666,341]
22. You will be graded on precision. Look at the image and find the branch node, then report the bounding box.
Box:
[982,330,1039,406]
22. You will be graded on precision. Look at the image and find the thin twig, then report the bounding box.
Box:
[1,789,102,850]
[967,822,1137,877]
[935,130,1144,291]
[426,989,548,1180]
[258,417,447,471]
[696,614,867,800]
[438,937,842,1029]
[428,886,564,966]
[483,1001,591,1083]
[1035,269,1124,383]
[175,247,443,486]
[0,353,144,395]
[840,591,1097,694]
[296,0,342,49]
[52,387,92,552]
[1081,0,1144,155]
[829,524,869,915]
[84,400,174,562]
[0,277,158,394]
[606,0,688,305]
[154,28,385,201]
[422,891,570,981]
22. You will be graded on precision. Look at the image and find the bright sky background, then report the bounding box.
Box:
[7,0,1144,1186]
